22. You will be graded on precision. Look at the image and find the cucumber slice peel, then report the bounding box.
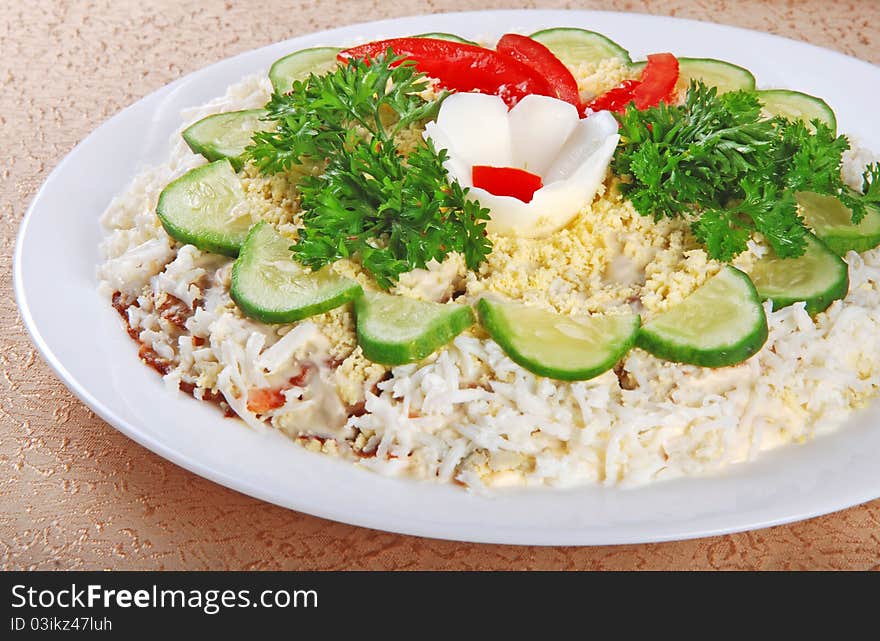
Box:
[231,222,362,323]
[528,27,632,66]
[637,266,768,367]
[412,32,478,45]
[797,191,880,255]
[748,233,848,315]
[355,291,474,365]
[477,299,640,381]
[630,57,756,94]
[156,159,251,257]
[269,47,341,94]
[757,89,836,134]
[182,109,272,170]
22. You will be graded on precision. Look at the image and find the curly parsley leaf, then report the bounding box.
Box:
[690,208,751,262]
[613,80,874,260]
[840,161,880,224]
[246,52,490,288]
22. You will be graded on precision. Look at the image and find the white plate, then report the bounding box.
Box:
[14,9,880,545]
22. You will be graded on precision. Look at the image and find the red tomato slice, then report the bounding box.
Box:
[633,53,679,109]
[495,33,583,113]
[472,165,544,203]
[339,38,554,108]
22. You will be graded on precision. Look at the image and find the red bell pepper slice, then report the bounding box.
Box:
[585,53,679,114]
[633,53,679,109]
[584,79,641,113]
[495,33,583,113]
[472,165,544,203]
[339,37,554,108]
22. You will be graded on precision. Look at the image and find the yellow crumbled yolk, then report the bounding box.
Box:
[460,183,723,321]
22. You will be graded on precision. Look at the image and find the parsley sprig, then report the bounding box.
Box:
[613,82,880,261]
[247,52,490,288]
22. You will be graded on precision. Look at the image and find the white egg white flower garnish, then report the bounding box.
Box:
[423,92,620,238]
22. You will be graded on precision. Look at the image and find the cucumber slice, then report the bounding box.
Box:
[749,234,848,315]
[412,32,478,45]
[631,57,756,94]
[231,222,362,323]
[637,266,768,367]
[269,47,341,94]
[477,299,640,381]
[355,291,474,365]
[797,191,880,255]
[182,109,273,170]
[528,27,632,67]
[156,159,251,257]
[757,89,836,133]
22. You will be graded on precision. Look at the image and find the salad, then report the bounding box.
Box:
[98,28,880,488]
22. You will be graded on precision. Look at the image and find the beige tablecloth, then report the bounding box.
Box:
[3,0,880,570]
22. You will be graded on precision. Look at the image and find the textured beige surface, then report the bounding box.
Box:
[3,0,880,570]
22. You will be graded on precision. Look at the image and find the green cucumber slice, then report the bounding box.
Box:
[637,266,768,367]
[355,291,474,365]
[156,159,251,257]
[631,57,756,94]
[757,89,836,133]
[231,222,362,323]
[412,32,478,45]
[269,47,341,94]
[797,191,880,255]
[528,27,632,67]
[748,233,848,315]
[477,299,640,381]
[182,109,273,170]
